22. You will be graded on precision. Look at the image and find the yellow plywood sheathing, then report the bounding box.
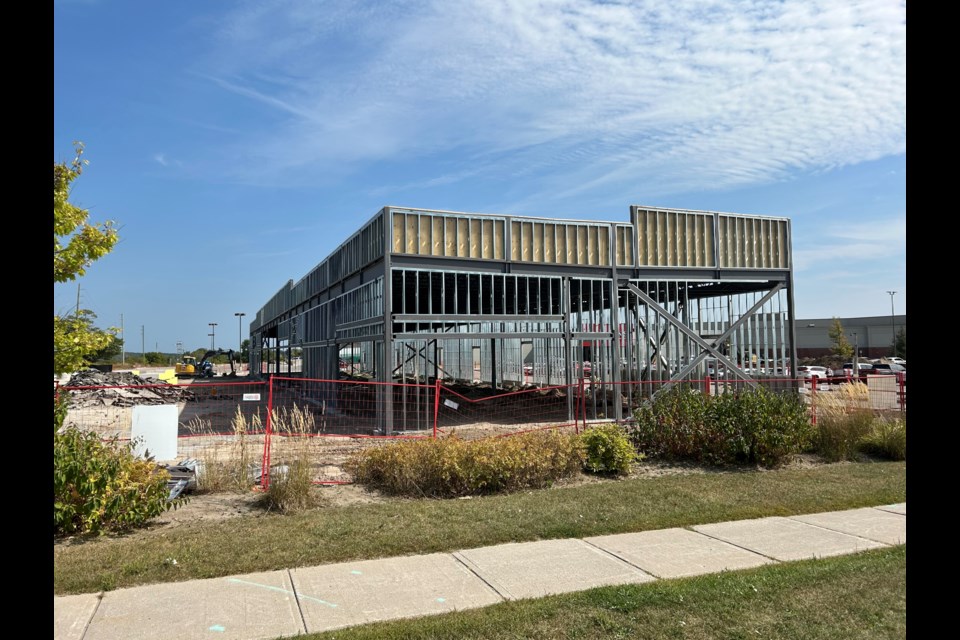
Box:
[522,222,533,262]
[598,225,609,265]
[511,221,521,261]
[544,223,555,262]
[556,225,567,264]
[494,221,505,260]
[406,214,418,255]
[461,219,471,258]
[532,222,543,262]
[470,219,481,258]
[419,215,430,255]
[432,217,444,256]
[482,219,493,259]
[445,217,457,256]
[393,212,404,253]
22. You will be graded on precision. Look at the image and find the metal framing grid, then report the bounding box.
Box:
[251,206,797,432]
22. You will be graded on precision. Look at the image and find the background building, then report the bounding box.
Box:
[795,316,906,360]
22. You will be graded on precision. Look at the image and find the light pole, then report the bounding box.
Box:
[209,323,218,350]
[852,332,859,374]
[235,312,246,365]
[886,291,897,356]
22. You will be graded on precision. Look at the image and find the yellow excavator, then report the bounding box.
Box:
[175,349,236,378]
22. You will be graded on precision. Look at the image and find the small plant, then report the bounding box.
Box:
[859,414,906,461]
[257,404,322,513]
[580,424,639,475]
[257,459,320,513]
[814,382,875,462]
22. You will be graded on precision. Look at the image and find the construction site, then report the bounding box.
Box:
[250,204,798,431]
[57,203,824,491]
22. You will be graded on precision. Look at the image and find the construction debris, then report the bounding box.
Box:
[161,458,200,500]
[60,369,195,408]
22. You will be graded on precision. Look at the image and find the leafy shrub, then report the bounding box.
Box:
[345,430,585,498]
[858,415,906,461]
[631,385,813,468]
[54,393,180,536]
[580,424,639,475]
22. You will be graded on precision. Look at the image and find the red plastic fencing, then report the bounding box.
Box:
[57,379,270,441]
[56,371,906,492]
[257,376,437,489]
[435,381,585,440]
[807,374,906,422]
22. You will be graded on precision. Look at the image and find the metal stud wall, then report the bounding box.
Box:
[251,205,796,432]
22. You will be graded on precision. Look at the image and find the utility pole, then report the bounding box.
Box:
[121,314,125,364]
[209,323,218,350]
[141,325,145,362]
[886,291,897,356]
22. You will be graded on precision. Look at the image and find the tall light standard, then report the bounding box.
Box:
[234,312,246,365]
[209,323,218,350]
[886,291,897,356]
[852,332,859,374]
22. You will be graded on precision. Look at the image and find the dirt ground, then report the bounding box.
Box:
[150,452,834,528]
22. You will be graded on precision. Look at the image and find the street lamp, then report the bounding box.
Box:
[209,323,218,350]
[852,332,859,374]
[235,312,246,365]
[886,291,897,356]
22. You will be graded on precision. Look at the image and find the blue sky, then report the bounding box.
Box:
[54,0,906,355]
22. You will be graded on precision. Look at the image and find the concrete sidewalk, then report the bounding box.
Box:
[55,503,906,640]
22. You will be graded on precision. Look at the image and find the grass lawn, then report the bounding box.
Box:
[53,460,905,595]
[300,546,906,640]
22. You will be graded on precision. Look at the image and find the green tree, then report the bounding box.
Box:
[894,328,906,359]
[144,352,166,365]
[54,310,119,376]
[828,317,853,361]
[54,143,120,376]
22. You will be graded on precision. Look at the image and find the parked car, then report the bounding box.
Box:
[864,362,906,383]
[797,365,829,380]
[887,357,906,365]
[840,362,873,376]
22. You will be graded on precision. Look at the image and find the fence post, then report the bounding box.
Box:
[433,378,441,439]
[704,375,711,395]
[578,376,585,433]
[898,373,905,412]
[810,376,817,425]
[261,375,275,491]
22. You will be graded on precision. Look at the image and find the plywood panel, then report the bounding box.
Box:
[470,219,481,258]
[433,216,444,256]
[392,213,404,253]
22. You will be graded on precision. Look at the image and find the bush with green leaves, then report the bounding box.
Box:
[345,430,585,498]
[580,424,639,475]
[54,393,182,536]
[631,385,814,468]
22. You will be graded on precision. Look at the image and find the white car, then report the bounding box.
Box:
[797,365,829,380]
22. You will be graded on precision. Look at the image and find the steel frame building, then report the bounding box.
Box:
[250,205,797,432]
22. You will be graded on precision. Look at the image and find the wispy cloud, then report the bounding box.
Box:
[188,0,905,200]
